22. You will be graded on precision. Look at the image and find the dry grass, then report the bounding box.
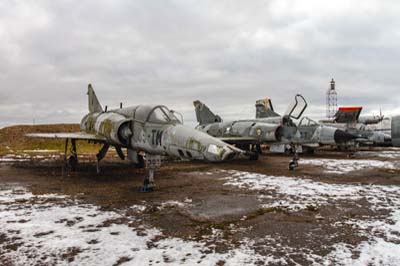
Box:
[0,124,101,155]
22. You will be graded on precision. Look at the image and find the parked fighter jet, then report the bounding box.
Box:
[194,95,355,161]
[319,107,391,147]
[27,84,242,191]
[255,98,357,153]
[193,95,305,161]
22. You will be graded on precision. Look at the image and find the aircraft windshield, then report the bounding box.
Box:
[299,117,319,127]
[148,106,181,124]
[284,94,307,119]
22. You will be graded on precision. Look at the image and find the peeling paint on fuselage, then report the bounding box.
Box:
[79,106,239,162]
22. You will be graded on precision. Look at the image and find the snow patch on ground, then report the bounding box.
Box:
[222,170,400,265]
[222,170,400,211]
[0,153,63,163]
[323,209,400,266]
[301,158,396,174]
[357,150,400,159]
[2,170,400,265]
[0,187,266,266]
[22,149,60,153]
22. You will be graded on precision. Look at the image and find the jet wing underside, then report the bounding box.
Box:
[219,137,258,144]
[26,132,107,141]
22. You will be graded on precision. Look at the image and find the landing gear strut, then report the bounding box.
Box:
[138,154,161,192]
[288,144,299,171]
[96,143,110,173]
[63,139,78,173]
[248,145,261,161]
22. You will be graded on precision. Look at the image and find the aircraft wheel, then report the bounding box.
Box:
[288,161,297,171]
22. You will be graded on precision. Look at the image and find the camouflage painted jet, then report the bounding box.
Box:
[193,95,306,160]
[27,84,242,191]
[319,107,391,148]
[255,98,358,153]
[194,95,355,164]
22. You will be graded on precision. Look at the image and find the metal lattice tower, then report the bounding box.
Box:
[326,78,338,119]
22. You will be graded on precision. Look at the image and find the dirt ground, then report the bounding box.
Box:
[1,149,400,265]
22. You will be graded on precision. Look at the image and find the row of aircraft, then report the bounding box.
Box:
[27,84,400,191]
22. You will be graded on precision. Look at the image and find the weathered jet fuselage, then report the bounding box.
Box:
[80,105,240,162]
[196,120,283,143]
[321,121,391,146]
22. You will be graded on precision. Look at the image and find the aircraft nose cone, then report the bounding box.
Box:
[221,146,240,161]
[334,129,357,143]
[205,143,242,162]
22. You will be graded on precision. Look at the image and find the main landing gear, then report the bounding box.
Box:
[61,140,159,193]
[63,139,78,173]
[96,143,109,173]
[62,139,110,174]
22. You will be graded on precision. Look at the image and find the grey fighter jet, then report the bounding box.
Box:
[194,95,356,159]
[319,107,391,148]
[193,95,305,160]
[27,84,242,191]
[255,98,358,153]
[194,95,355,162]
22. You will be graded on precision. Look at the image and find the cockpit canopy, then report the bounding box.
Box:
[284,94,308,120]
[134,105,181,124]
[298,117,319,127]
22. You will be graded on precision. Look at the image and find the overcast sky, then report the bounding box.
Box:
[1,0,400,128]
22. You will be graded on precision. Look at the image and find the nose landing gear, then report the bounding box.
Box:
[138,154,161,193]
[288,144,299,171]
[289,153,299,170]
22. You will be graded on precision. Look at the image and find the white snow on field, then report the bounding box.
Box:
[357,150,400,159]
[323,210,400,265]
[0,187,266,266]
[0,154,31,162]
[2,170,400,265]
[22,149,60,153]
[222,170,400,211]
[222,170,400,265]
[301,158,396,174]
[0,153,62,163]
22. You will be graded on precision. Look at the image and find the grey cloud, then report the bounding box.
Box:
[1,0,400,129]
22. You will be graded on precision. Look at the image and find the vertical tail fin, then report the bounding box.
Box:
[255,98,280,118]
[193,100,222,125]
[87,84,103,113]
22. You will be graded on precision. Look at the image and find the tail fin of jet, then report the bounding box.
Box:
[193,100,222,125]
[255,98,280,118]
[87,84,103,113]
